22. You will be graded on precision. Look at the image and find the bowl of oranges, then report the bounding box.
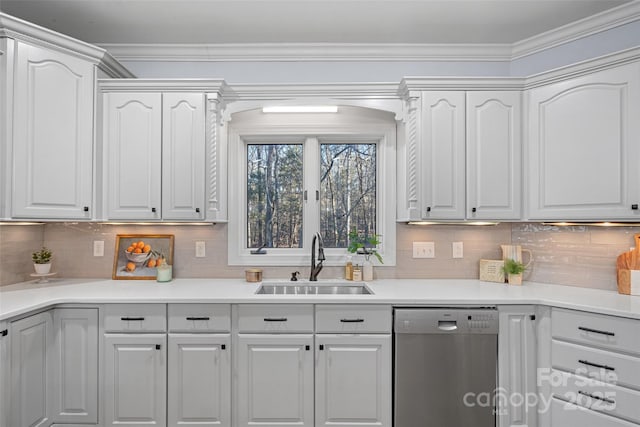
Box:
[125,241,152,263]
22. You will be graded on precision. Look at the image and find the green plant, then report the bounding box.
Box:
[347,228,383,264]
[32,247,52,264]
[502,258,526,275]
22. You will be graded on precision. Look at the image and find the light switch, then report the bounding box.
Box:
[413,242,435,258]
[195,241,206,258]
[93,240,104,257]
[452,242,463,258]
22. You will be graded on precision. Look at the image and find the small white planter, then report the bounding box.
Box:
[34,263,51,274]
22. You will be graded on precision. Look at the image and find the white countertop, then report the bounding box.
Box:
[1,278,640,321]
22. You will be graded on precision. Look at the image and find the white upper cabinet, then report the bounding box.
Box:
[105,92,163,220]
[416,90,521,220]
[103,91,205,221]
[162,93,205,220]
[467,91,522,220]
[11,42,95,219]
[421,91,466,220]
[526,62,640,220]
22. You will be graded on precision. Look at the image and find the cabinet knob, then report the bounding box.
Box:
[319,344,324,350]
[195,207,200,213]
[305,345,310,351]
[83,206,89,212]
[221,344,226,350]
[155,344,161,350]
[151,207,157,213]
[632,204,638,210]
[0,329,7,337]
[471,207,477,213]
[426,207,431,213]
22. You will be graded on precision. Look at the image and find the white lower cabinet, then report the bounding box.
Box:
[167,334,231,427]
[315,334,391,427]
[236,334,315,427]
[0,321,8,427]
[9,310,54,427]
[51,308,99,425]
[498,305,538,427]
[103,334,167,427]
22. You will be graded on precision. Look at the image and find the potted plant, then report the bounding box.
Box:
[348,228,383,281]
[502,258,526,285]
[32,246,53,274]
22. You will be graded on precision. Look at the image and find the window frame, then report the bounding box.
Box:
[227,107,396,267]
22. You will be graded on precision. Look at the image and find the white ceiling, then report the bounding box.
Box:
[0,0,634,45]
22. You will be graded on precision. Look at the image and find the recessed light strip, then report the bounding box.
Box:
[262,106,338,113]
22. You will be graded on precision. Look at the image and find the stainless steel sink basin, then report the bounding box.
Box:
[255,282,373,295]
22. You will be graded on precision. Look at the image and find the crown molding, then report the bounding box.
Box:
[98,42,513,62]
[97,2,640,63]
[0,12,133,77]
[98,78,227,93]
[224,82,401,101]
[512,1,640,60]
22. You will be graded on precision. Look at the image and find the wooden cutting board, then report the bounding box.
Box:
[616,234,640,294]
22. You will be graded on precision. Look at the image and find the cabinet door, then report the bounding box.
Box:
[168,334,230,427]
[105,92,162,220]
[0,322,8,427]
[9,311,53,427]
[527,63,640,220]
[12,42,94,219]
[421,91,466,219]
[51,308,98,424]
[315,334,391,427]
[162,93,205,220]
[498,306,538,427]
[236,334,314,427]
[104,334,166,427]
[467,91,522,220]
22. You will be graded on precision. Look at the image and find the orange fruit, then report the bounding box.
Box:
[156,258,164,266]
[126,246,135,253]
[137,241,145,249]
[143,244,151,253]
[133,248,142,254]
[147,259,157,268]
[126,262,136,272]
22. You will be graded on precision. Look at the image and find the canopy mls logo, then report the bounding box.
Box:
[462,368,618,415]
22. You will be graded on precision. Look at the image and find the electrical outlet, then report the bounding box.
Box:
[93,240,104,257]
[452,241,464,258]
[413,242,435,258]
[195,241,206,258]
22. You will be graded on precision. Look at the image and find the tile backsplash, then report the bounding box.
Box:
[1,222,638,291]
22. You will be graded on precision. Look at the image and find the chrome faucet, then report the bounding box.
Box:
[310,232,325,281]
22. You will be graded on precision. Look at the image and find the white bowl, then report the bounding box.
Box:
[125,251,150,263]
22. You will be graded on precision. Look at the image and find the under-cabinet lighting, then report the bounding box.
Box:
[407,221,500,226]
[542,222,640,227]
[0,221,44,225]
[262,106,338,113]
[97,222,215,226]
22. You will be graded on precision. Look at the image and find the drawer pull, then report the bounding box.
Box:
[578,359,615,371]
[578,390,615,405]
[578,326,615,337]
[186,317,210,321]
[121,317,145,321]
[319,344,324,350]
[340,318,364,323]
[263,317,288,322]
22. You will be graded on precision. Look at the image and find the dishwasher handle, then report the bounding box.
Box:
[438,320,458,331]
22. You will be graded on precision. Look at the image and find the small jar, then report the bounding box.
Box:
[245,269,262,282]
[156,264,173,282]
[352,265,362,281]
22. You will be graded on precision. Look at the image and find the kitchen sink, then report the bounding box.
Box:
[255,281,373,295]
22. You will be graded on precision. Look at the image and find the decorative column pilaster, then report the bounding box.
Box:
[206,92,225,221]
[404,91,421,220]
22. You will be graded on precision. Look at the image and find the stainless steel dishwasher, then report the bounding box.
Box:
[394,307,499,427]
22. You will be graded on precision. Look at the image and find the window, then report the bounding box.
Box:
[228,106,396,266]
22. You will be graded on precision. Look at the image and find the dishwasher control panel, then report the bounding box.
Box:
[394,308,498,334]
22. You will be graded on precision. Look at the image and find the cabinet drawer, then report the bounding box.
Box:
[104,304,166,332]
[552,339,640,390]
[552,308,640,355]
[237,304,313,333]
[552,370,640,424]
[551,398,638,427]
[168,304,230,332]
[315,305,392,333]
